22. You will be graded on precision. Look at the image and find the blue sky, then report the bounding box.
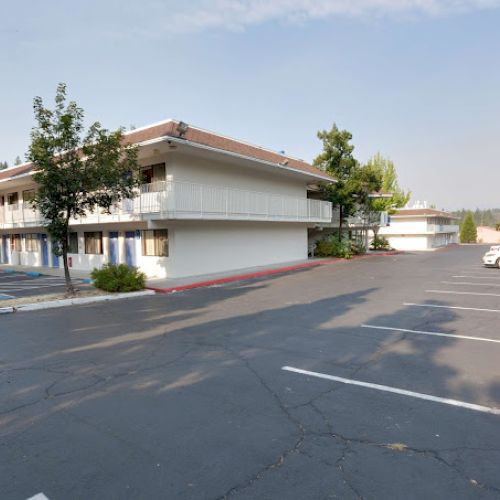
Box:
[1,0,500,209]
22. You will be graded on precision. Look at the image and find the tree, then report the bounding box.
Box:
[28,83,142,294]
[14,156,22,166]
[314,124,379,239]
[460,212,477,243]
[364,153,410,236]
[0,161,8,170]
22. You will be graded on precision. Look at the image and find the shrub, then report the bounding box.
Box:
[91,264,146,292]
[315,237,353,259]
[370,235,391,251]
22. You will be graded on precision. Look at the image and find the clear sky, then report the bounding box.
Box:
[1,0,499,210]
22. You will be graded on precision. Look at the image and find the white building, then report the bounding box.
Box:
[0,120,334,278]
[378,208,459,251]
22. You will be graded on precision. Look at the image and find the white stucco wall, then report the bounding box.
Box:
[171,153,306,198]
[384,235,430,251]
[170,222,307,278]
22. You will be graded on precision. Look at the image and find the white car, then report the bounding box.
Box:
[482,246,500,268]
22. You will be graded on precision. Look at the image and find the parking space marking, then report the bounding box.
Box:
[0,284,71,291]
[426,289,500,297]
[282,366,500,416]
[442,281,500,287]
[361,324,500,344]
[453,275,500,280]
[26,493,50,500]
[404,303,500,313]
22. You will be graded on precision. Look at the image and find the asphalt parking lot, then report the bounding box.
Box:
[1,245,500,499]
[0,271,88,301]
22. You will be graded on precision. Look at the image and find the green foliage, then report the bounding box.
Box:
[14,156,22,166]
[365,153,410,213]
[0,161,8,170]
[315,235,365,259]
[460,212,478,243]
[370,235,391,251]
[91,264,146,292]
[314,124,382,237]
[28,83,142,293]
[453,208,500,228]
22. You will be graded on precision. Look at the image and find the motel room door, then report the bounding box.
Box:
[125,231,136,267]
[40,234,49,267]
[2,235,8,264]
[109,232,119,265]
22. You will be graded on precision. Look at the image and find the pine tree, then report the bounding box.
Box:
[460,212,477,243]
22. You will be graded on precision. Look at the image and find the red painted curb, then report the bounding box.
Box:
[147,251,402,295]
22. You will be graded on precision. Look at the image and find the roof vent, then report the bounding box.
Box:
[176,121,189,137]
[280,159,289,166]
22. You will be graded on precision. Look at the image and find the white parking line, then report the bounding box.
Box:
[442,281,500,287]
[426,289,500,297]
[282,366,500,416]
[361,324,500,344]
[453,275,500,280]
[404,303,500,313]
[26,493,50,500]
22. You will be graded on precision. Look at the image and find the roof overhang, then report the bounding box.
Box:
[138,136,336,184]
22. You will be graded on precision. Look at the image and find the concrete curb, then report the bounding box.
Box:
[0,290,155,314]
[148,251,403,295]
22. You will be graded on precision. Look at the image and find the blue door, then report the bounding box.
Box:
[125,231,136,267]
[109,232,119,265]
[40,234,49,267]
[2,235,8,264]
[51,241,60,268]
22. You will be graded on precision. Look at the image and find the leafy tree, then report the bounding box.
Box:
[365,153,410,212]
[460,212,477,243]
[28,83,142,294]
[0,161,8,170]
[14,156,22,166]
[314,124,381,239]
[363,153,410,237]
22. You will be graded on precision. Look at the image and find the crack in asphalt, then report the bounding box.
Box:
[218,346,306,499]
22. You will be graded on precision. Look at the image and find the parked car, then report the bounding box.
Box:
[482,245,500,268]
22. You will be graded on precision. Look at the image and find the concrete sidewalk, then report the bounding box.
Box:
[146,257,341,293]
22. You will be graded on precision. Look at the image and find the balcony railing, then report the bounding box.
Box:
[0,181,332,228]
[427,224,459,234]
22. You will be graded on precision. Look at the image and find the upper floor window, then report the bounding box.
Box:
[84,232,103,255]
[141,163,166,185]
[23,189,36,204]
[7,192,18,205]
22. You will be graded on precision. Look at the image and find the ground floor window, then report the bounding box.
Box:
[10,234,21,252]
[84,232,103,254]
[142,229,168,257]
[25,233,38,252]
[68,232,79,254]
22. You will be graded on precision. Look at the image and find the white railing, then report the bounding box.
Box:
[427,224,459,234]
[0,181,332,227]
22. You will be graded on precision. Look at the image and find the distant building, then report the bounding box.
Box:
[378,208,459,251]
[477,226,500,244]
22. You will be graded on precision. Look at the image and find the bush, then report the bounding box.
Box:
[315,237,354,259]
[91,264,146,292]
[370,236,391,251]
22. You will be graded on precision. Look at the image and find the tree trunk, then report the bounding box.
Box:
[338,206,344,241]
[61,223,75,296]
[62,248,75,296]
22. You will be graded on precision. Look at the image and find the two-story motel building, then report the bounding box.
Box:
[0,120,334,278]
